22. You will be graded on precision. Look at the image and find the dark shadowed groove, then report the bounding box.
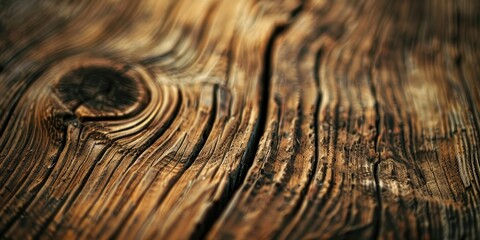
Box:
[366,0,396,237]
[82,87,181,239]
[193,2,307,239]
[273,45,323,239]
[23,81,167,230]
[33,142,114,240]
[108,85,218,240]
[368,47,383,240]
[123,86,182,161]
[75,153,129,228]
[225,34,236,87]
[298,102,340,235]
[372,155,382,239]
[0,113,35,186]
[161,85,219,200]
[0,115,72,236]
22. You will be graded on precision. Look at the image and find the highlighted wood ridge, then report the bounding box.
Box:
[0,0,479,239]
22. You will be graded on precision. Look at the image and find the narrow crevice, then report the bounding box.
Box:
[108,85,218,240]
[372,155,383,239]
[75,153,128,227]
[195,2,307,238]
[162,86,218,198]
[234,24,284,192]
[233,0,306,200]
[178,85,218,177]
[299,46,323,199]
[273,46,323,239]
[71,89,181,236]
[136,87,182,154]
[85,87,182,239]
[34,142,114,240]
[368,60,383,240]
[365,1,391,236]
[0,114,71,236]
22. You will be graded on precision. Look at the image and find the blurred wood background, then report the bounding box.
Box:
[0,0,479,239]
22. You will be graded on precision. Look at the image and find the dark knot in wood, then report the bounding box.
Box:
[56,67,140,116]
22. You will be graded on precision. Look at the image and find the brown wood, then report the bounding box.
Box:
[1,0,479,239]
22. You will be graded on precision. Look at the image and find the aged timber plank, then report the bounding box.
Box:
[210,0,480,239]
[0,0,479,239]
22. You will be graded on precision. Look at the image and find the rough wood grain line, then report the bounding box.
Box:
[209,0,480,239]
[0,0,479,239]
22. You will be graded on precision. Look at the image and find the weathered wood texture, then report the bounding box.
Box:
[0,0,479,239]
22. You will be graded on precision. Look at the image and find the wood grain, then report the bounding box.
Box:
[0,0,479,239]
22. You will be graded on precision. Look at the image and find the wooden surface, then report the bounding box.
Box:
[0,0,479,239]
